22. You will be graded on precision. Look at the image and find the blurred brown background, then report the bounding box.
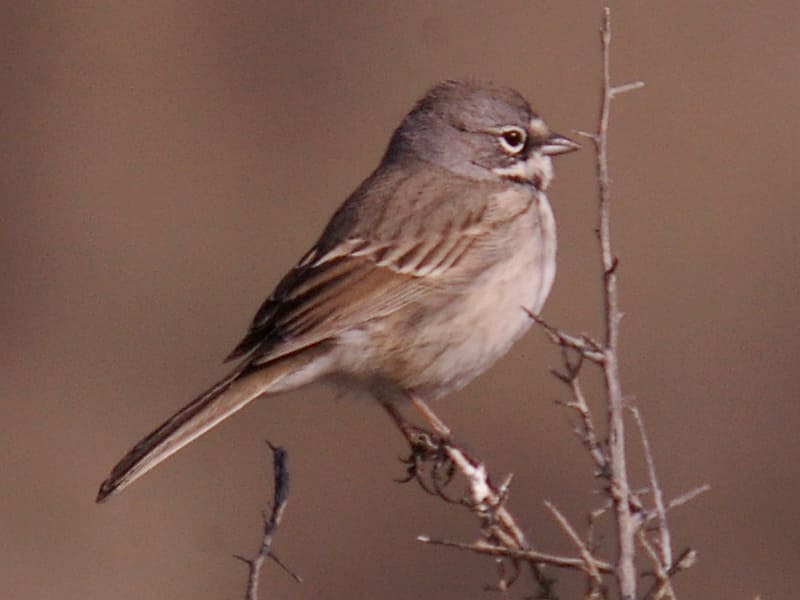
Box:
[2,2,798,598]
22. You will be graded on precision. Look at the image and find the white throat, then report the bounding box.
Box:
[492,152,554,189]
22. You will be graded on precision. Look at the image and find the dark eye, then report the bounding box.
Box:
[498,127,527,154]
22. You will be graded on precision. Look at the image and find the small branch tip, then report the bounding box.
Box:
[611,81,646,97]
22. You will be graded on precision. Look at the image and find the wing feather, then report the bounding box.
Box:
[226,162,506,365]
[226,230,484,365]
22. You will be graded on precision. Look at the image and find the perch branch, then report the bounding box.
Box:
[235,443,299,600]
[587,9,644,598]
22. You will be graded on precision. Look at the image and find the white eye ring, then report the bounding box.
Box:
[498,126,527,155]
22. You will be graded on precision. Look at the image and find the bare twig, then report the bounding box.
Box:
[629,406,671,569]
[545,500,605,592]
[235,443,299,600]
[528,312,609,476]
[638,529,678,600]
[555,371,608,474]
[441,440,560,597]
[610,81,646,97]
[418,536,613,574]
[386,409,559,598]
[537,7,653,598]
[658,484,711,516]
[590,9,644,598]
[639,539,697,600]
[528,310,606,364]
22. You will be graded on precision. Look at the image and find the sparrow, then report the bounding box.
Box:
[96,79,578,502]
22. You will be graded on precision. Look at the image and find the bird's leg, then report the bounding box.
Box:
[381,401,441,452]
[408,394,452,439]
[381,401,450,492]
[381,398,462,500]
[381,401,416,438]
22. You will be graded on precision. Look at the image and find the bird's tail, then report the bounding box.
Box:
[96,352,314,503]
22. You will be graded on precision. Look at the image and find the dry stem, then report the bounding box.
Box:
[592,9,641,597]
[236,443,299,600]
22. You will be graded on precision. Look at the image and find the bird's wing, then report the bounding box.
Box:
[226,223,487,365]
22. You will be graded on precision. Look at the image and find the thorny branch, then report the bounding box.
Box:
[590,8,640,598]
[382,402,560,598]
[630,407,671,569]
[392,421,561,598]
[236,443,300,600]
[524,7,708,600]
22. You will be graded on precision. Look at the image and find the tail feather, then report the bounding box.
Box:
[96,363,284,503]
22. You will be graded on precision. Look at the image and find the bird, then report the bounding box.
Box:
[96,79,579,503]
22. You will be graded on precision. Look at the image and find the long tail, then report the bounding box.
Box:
[96,355,302,503]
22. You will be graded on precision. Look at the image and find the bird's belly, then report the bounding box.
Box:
[412,237,553,397]
[331,195,556,402]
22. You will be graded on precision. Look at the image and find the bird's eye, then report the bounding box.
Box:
[498,127,527,154]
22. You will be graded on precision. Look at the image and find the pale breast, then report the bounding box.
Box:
[405,188,557,398]
[327,187,557,402]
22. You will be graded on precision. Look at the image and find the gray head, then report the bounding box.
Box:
[384,80,578,189]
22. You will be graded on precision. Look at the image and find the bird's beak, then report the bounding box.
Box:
[541,132,580,156]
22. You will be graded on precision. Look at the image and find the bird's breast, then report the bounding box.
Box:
[327,188,557,402]
[408,189,557,397]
